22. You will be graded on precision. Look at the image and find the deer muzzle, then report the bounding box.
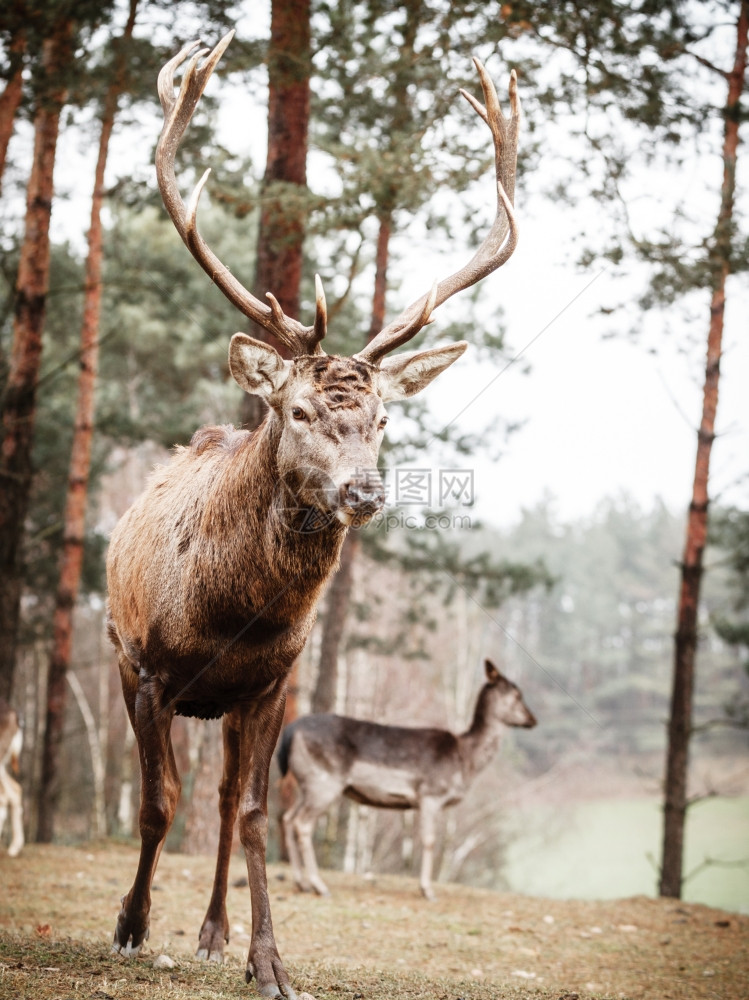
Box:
[521,709,537,729]
[337,473,385,525]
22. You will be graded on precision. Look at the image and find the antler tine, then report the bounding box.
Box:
[357,59,520,366]
[156,32,323,358]
[157,40,201,116]
[311,274,327,354]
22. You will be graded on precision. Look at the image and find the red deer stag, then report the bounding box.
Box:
[278,660,536,900]
[0,698,24,858]
[107,30,519,998]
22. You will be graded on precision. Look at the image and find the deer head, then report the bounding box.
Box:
[483,659,537,728]
[156,32,520,528]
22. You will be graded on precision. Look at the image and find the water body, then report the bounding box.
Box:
[504,796,749,914]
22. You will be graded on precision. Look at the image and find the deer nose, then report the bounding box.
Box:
[342,479,385,516]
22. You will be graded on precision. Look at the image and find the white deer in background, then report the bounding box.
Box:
[278,660,536,899]
[0,698,24,857]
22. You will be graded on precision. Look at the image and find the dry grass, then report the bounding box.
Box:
[0,841,746,1000]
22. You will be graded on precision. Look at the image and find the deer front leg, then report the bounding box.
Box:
[237,684,297,999]
[281,797,310,892]
[0,769,24,857]
[418,797,441,901]
[197,712,240,962]
[5,773,24,857]
[293,808,330,897]
[289,776,342,897]
[113,671,180,956]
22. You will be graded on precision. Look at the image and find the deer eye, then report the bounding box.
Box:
[378,415,389,430]
[291,406,307,421]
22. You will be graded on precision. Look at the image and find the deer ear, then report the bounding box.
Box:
[378,341,468,401]
[485,659,503,684]
[229,333,291,399]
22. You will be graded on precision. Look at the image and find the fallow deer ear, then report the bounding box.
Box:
[229,333,291,399]
[485,659,503,684]
[378,342,468,401]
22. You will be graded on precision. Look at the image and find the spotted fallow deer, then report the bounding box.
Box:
[278,661,535,901]
[106,29,519,999]
[0,698,24,858]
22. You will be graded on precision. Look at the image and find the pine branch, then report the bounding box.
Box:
[685,49,729,80]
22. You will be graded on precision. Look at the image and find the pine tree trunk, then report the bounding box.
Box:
[0,23,72,705]
[239,0,311,428]
[244,0,310,718]
[310,213,391,713]
[182,718,224,855]
[186,0,313,845]
[368,214,392,340]
[36,1,138,843]
[311,532,360,713]
[659,0,748,899]
[0,29,26,190]
[244,0,311,723]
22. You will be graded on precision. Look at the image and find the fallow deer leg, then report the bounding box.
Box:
[237,682,297,999]
[197,711,241,962]
[0,782,6,844]
[281,796,310,892]
[113,670,180,956]
[1,771,24,857]
[289,780,341,897]
[418,797,441,901]
[294,809,330,897]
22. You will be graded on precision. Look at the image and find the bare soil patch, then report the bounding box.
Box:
[0,842,746,999]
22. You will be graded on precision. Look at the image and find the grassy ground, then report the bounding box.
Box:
[0,841,747,999]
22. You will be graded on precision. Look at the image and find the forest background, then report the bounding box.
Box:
[0,0,748,917]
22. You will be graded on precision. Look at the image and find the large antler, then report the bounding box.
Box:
[156,31,327,357]
[356,59,520,366]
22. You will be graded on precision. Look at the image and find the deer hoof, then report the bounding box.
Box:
[258,983,298,999]
[196,947,224,963]
[112,914,150,957]
[245,967,284,996]
[245,956,297,998]
[197,918,228,962]
[112,936,143,958]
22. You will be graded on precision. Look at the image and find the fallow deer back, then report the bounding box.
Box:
[278,660,536,900]
[107,32,520,999]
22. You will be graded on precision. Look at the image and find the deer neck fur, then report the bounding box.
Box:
[456,685,505,781]
[183,413,349,621]
[107,413,349,680]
